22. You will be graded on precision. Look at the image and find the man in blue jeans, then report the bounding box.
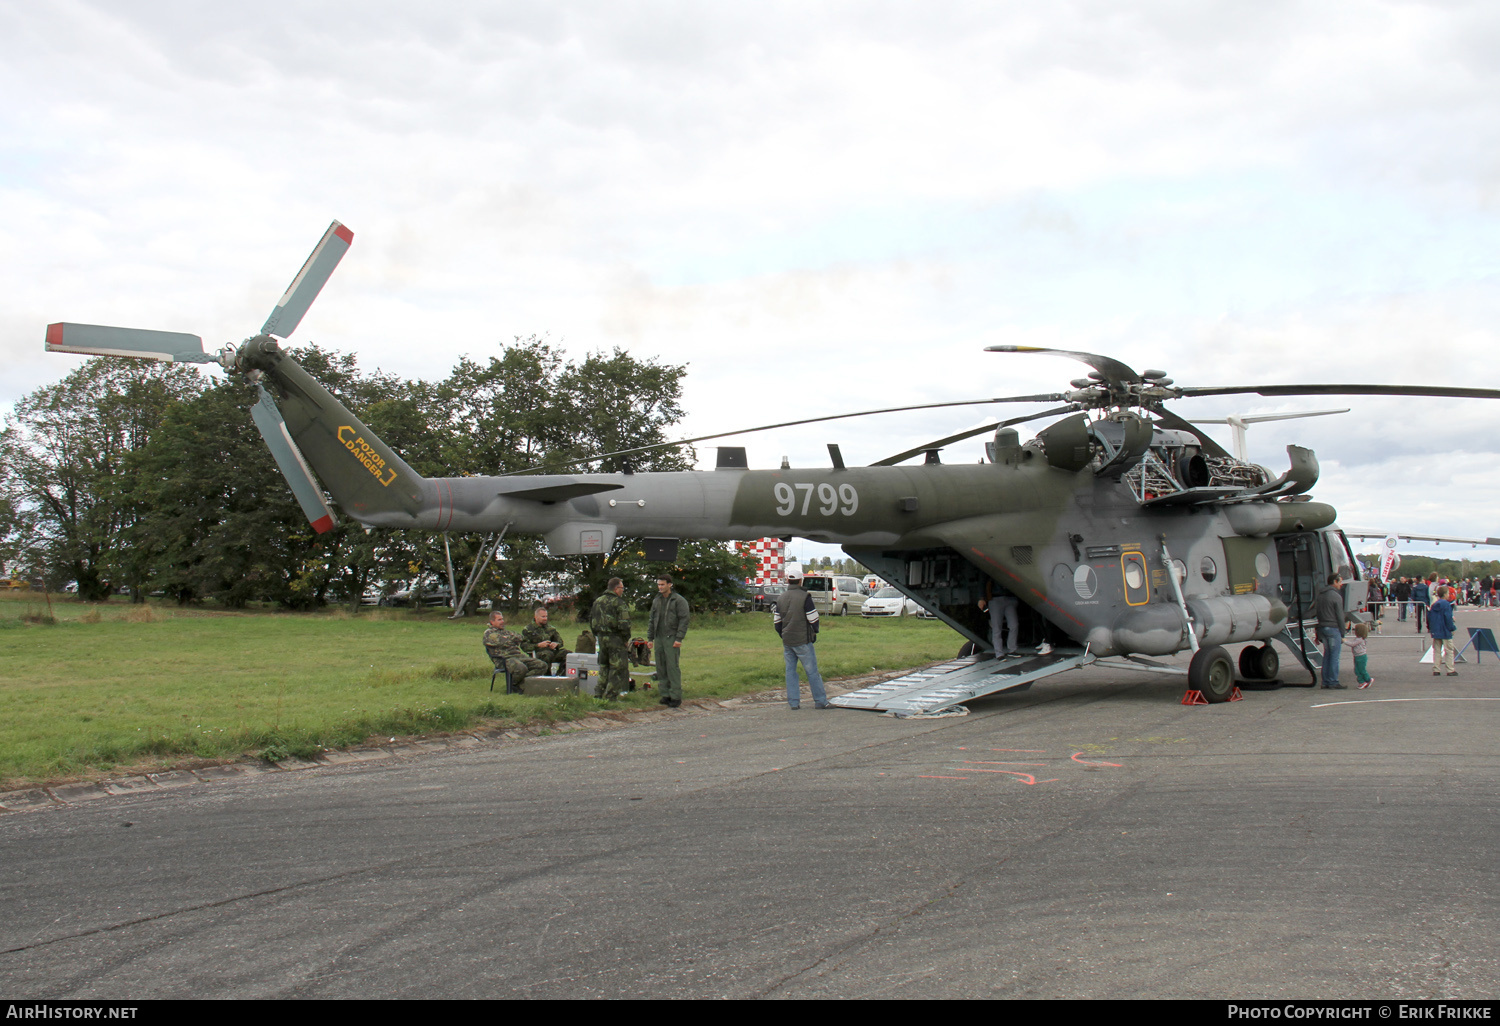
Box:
[1316,571,1349,689]
[773,564,830,709]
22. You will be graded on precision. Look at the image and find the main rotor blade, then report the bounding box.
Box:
[870,405,1078,466]
[506,393,1066,475]
[985,345,1141,385]
[250,385,337,534]
[261,220,354,339]
[1196,409,1349,425]
[45,322,213,363]
[1342,529,1500,546]
[1179,384,1500,401]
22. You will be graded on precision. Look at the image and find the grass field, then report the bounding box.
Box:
[0,592,960,788]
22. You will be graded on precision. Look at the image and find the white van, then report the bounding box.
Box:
[802,574,864,616]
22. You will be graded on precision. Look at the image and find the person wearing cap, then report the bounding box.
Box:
[774,564,829,709]
[648,573,691,708]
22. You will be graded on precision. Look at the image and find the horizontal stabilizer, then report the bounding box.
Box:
[250,386,337,534]
[498,481,625,504]
[45,323,212,363]
[261,220,353,339]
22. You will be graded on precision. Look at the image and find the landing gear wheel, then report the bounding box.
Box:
[1189,645,1236,703]
[1238,643,1279,681]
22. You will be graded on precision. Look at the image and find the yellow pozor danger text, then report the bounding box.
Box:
[338,426,397,486]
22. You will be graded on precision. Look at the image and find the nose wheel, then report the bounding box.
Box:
[1188,645,1236,702]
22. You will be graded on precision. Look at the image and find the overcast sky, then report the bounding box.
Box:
[5,1,1500,556]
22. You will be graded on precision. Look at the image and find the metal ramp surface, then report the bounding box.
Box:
[831,649,1094,715]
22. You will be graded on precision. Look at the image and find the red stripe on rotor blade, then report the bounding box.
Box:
[46,323,63,348]
[311,514,335,534]
[333,224,353,244]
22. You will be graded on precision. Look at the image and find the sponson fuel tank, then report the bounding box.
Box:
[1087,593,1287,656]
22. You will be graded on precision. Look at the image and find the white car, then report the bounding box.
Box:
[861,587,921,618]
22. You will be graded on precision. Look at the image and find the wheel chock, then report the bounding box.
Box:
[1181,687,1244,705]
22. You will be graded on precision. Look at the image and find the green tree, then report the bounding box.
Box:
[1,359,203,599]
[123,376,313,606]
[551,347,694,613]
[0,454,37,580]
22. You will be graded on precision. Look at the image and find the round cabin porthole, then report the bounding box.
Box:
[1255,552,1272,577]
[1201,556,1218,583]
[1124,561,1145,590]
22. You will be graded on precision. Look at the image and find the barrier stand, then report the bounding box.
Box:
[1455,627,1500,664]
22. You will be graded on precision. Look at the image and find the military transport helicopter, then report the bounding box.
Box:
[44,222,1500,712]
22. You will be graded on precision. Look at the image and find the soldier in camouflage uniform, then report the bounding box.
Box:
[589,577,632,700]
[482,611,549,693]
[519,606,570,675]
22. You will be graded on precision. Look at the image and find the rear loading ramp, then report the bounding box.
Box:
[831,649,1094,716]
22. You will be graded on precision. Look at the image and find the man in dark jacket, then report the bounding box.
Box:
[774,563,829,709]
[1393,577,1412,621]
[647,574,690,708]
[1316,572,1349,689]
[1411,575,1432,633]
[1428,585,1458,676]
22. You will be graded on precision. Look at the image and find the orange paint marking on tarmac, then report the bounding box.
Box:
[959,769,1040,784]
[1071,752,1123,767]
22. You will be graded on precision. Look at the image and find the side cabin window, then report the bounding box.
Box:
[1329,530,1360,580]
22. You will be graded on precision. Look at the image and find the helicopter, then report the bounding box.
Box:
[44,221,1500,710]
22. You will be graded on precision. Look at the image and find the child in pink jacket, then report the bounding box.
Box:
[1343,622,1373,688]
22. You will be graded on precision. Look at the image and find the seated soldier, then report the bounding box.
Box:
[520,606,570,674]
[482,611,548,693]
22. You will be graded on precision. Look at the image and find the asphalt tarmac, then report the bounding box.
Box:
[2,615,1497,999]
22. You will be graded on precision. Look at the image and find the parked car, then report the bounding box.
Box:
[745,581,786,612]
[861,587,921,618]
[382,581,454,608]
[801,574,863,616]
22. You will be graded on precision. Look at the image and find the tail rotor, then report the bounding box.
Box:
[44,221,358,534]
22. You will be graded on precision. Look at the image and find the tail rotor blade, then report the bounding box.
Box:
[261,220,354,339]
[45,322,211,363]
[250,386,337,534]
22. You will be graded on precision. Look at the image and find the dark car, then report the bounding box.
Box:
[751,582,786,611]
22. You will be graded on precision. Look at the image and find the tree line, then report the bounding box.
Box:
[0,338,754,616]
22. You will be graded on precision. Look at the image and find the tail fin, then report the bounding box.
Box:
[239,337,426,526]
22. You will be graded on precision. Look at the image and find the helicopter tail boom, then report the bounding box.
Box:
[237,337,428,526]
